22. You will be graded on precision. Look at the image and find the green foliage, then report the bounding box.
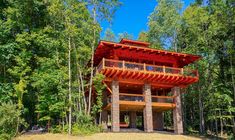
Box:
[0,102,26,140]
[118,32,133,41]
[72,113,102,135]
[0,0,233,138]
[103,28,116,42]
[72,123,102,135]
[50,113,102,135]
[92,74,105,115]
[138,31,148,42]
[0,0,121,136]
[86,0,122,23]
[148,0,182,50]
[147,0,235,136]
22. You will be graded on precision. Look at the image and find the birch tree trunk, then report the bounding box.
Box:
[88,6,96,115]
[68,37,72,135]
[79,68,87,112]
[73,43,82,113]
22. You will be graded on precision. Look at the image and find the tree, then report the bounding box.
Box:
[148,0,183,51]
[138,31,148,42]
[103,28,116,42]
[118,31,133,41]
[0,102,25,140]
[92,74,105,124]
[86,0,121,115]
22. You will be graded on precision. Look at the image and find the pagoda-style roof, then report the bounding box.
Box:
[94,39,201,68]
[119,39,150,47]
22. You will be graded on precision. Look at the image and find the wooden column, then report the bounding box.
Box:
[143,84,153,132]
[172,87,183,134]
[101,110,108,130]
[111,81,120,132]
[101,90,108,130]
[130,111,137,128]
[153,112,164,130]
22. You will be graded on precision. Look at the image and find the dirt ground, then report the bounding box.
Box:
[15,132,209,140]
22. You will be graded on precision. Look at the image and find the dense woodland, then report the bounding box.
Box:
[0,0,234,139]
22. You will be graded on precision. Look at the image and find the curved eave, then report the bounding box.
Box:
[99,67,199,87]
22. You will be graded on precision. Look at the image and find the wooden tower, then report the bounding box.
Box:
[93,39,200,134]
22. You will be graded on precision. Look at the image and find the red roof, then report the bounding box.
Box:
[119,39,150,47]
[94,39,201,67]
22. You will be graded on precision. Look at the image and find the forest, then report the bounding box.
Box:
[0,0,234,139]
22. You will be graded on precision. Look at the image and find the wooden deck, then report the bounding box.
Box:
[97,58,199,88]
[103,92,176,111]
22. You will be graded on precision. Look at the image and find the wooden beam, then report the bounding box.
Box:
[119,93,144,97]
[103,81,112,94]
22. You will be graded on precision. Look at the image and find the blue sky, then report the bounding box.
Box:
[100,0,195,40]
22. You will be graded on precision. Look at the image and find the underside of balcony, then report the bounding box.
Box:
[104,102,175,112]
[103,92,176,112]
[97,59,199,88]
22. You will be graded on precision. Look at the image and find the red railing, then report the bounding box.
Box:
[97,58,198,77]
[151,95,174,103]
[107,93,175,104]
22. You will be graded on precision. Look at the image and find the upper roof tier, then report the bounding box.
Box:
[94,39,201,68]
[119,39,150,47]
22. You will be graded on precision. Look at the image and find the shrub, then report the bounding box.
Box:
[50,113,102,135]
[0,102,25,140]
[50,125,64,133]
[72,123,102,135]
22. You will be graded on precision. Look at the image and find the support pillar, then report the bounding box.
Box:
[101,110,108,130]
[120,112,125,122]
[143,84,153,132]
[111,81,120,132]
[130,111,137,128]
[172,87,183,134]
[153,112,164,130]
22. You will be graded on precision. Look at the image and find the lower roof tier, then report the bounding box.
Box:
[97,58,198,88]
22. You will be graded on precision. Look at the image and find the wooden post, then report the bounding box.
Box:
[102,58,105,69]
[163,66,165,73]
[122,60,125,70]
[181,68,184,75]
[144,63,146,71]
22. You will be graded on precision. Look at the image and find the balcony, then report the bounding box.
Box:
[97,58,199,87]
[104,93,175,111]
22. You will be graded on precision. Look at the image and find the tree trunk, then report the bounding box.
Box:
[68,37,72,135]
[72,43,82,113]
[79,68,87,112]
[15,116,20,136]
[215,112,218,136]
[62,116,65,131]
[173,30,177,52]
[99,112,102,125]
[229,50,235,134]
[219,110,223,136]
[199,85,205,134]
[88,6,96,115]
[181,88,186,132]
